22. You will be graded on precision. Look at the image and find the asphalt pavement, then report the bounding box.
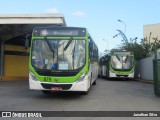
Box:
[0,78,160,119]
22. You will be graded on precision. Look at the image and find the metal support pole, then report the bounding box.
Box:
[153,41,160,96]
[154,43,157,60]
[118,19,126,34]
[0,40,4,77]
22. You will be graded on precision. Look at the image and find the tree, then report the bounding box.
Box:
[118,32,160,60]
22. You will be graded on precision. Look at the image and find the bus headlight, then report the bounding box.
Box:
[29,71,38,81]
[77,72,86,82]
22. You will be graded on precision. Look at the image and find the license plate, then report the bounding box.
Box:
[51,87,62,91]
[119,76,125,78]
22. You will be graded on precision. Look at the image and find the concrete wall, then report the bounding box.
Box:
[4,55,29,80]
[141,23,160,81]
[135,55,160,81]
[3,45,29,80]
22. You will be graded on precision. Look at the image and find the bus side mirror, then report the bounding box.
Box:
[25,34,31,49]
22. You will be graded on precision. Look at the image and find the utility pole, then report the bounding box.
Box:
[113,19,128,44]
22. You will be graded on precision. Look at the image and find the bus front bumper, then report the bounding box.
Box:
[29,76,90,92]
[109,71,134,78]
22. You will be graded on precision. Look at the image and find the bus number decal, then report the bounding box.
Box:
[44,77,52,82]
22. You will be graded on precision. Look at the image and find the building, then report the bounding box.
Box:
[0,14,66,80]
[144,23,160,43]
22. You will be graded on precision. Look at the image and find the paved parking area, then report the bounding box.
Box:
[0,78,160,119]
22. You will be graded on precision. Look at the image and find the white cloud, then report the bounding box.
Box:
[45,8,59,13]
[72,11,86,17]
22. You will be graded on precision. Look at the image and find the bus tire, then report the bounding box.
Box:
[93,80,96,85]
[81,91,89,95]
[100,71,103,78]
[42,90,51,94]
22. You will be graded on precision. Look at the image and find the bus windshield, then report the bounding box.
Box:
[111,55,133,70]
[31,39,86,70]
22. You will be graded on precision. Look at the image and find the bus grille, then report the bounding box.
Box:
[41,83,72,90]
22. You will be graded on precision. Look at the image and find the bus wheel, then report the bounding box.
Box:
[93,80,96,85]
[42,90,51,94]
[81,91,89,95]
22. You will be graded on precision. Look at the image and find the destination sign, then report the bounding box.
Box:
[33,27,86,37]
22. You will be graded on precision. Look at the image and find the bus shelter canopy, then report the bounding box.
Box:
[0,14,66,46]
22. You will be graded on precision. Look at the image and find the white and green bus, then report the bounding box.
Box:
[27,26,98,94]
[99,50,135,79]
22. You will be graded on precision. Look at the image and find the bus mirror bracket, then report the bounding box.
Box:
[25,34,31,49]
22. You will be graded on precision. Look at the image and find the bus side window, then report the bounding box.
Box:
[93,43,96,60]
[104,57,108,65]
[89,36,98,60]
[95,47,98,60]
[89,40,93,59]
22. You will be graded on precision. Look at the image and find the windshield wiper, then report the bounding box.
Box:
[72,41,76,69]
[116,55,120,61]
[124,55,128,63]
[46,40,54,53]
[64,37,73,51]
[46,40,55,60]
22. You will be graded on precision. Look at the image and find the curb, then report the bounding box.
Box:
[136,79,153,84]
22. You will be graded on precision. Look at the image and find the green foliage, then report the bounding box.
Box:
[120,38,148,60]
[118,32,160,60]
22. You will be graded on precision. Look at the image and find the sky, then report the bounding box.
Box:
[0,0,160,53]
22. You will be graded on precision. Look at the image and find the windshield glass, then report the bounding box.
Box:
[111,55,133,70]
[31,39,86,70]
